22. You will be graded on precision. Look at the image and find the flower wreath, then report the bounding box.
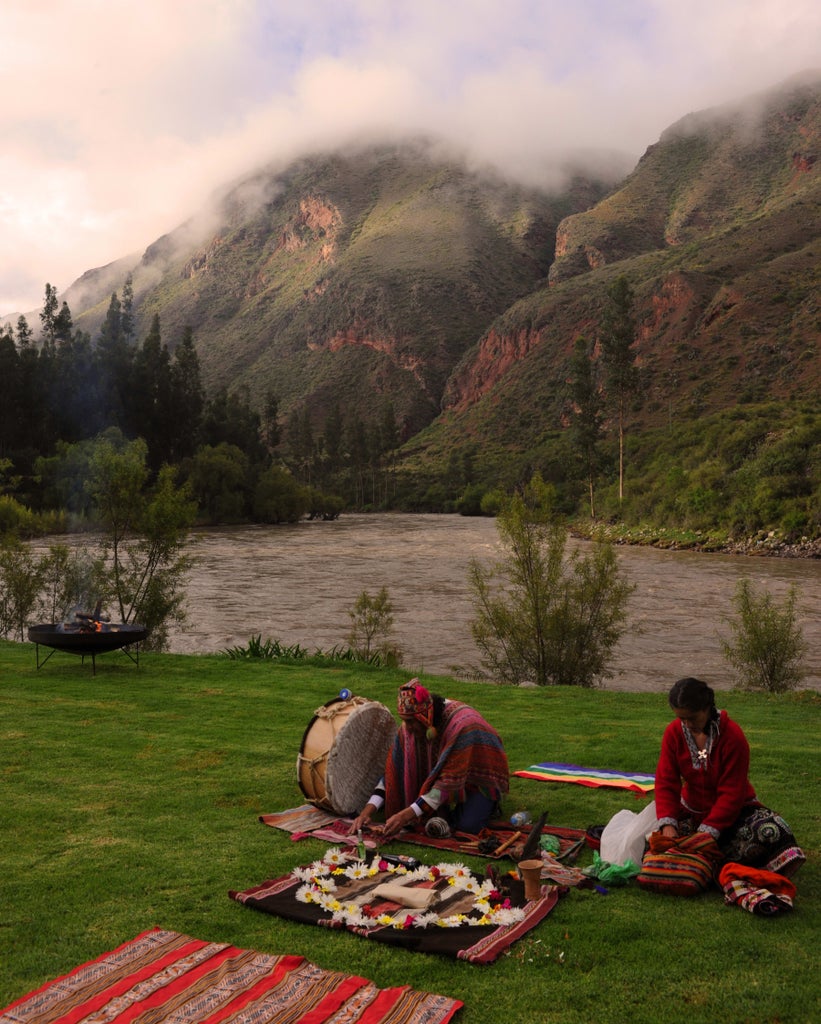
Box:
[292,847,525,931]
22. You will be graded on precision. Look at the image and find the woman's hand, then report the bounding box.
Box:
[381,806,418,840]
[347,805,376,836]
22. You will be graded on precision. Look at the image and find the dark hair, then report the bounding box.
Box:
[668,677,716,713]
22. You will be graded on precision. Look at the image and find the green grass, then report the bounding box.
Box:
[1,639,818,1024]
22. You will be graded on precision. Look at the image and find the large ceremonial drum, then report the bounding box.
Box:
[297,695,398,815]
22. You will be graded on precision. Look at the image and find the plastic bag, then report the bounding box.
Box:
[600,801,657,865]
[583,850,640,885]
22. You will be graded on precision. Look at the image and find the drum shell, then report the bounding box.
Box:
[297,696,397,815]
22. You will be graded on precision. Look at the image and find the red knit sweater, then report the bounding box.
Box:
[654,710,757,833]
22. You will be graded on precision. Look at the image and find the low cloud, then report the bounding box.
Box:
[1,0,819,315]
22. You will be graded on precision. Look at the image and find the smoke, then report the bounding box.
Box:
[1,0,819,315]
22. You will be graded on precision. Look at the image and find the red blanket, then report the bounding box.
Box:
[0,927,462,1024]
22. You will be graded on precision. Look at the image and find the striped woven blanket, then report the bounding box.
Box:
[231,852,561,963]
[0,928,462,1024]
[260,805,587,860]
[514,762,655,794]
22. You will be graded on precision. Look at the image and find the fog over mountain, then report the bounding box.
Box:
[1,0,819,315]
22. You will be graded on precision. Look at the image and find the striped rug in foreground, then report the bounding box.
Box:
[0,927,462,1024]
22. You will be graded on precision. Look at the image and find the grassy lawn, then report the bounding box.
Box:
[1,639,818,1024]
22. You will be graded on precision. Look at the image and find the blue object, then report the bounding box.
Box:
[339,688,352,700]
[510,811,532,827]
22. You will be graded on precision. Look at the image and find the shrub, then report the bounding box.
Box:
[720,579,808,693]
[347,587,402,666]
[468,474,634,686]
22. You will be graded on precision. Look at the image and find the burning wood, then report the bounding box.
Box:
[65,600,111,633]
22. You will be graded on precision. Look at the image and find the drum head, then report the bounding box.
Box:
[297,696,397,815]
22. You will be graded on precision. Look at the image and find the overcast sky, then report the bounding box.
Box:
[1,0,818,316]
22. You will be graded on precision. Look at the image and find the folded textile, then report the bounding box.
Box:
[372,881,439,909]
[637,831,722,896]
[514,762,655,794]
[718,861,796,915]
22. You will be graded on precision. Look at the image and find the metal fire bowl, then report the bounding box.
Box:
[28,623,148,656]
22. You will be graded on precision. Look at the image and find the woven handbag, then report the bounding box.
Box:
[637,831,722,896]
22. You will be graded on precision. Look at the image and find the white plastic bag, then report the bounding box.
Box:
[600,801,658,865]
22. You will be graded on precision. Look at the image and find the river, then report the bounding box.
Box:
[170,514,820,693]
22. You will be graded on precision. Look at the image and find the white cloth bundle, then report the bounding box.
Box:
[371,882,439,910]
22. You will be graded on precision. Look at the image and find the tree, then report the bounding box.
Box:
[252,465,308,523]
[96,291,133,428]
[39,283,59,351]
[201,387,265,463]
[169,325,204,460]
[347,586,400,664]
[188,443,250,523]
[120,273,135,344]
[131,314,173,468]
[0,539,44,641]
[568,335,604,517]
[468,474,633,686]
[54,301,74,344]
[85,432,195,649]
[599,276,639,502]
[261,390,280,453]
[720,579,807,693]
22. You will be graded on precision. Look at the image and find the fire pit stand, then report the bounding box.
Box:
[28,624,148,675]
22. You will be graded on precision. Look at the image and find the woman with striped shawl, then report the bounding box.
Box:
[349,679,509,839]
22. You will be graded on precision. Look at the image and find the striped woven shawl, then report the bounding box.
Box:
[385,700,509,814]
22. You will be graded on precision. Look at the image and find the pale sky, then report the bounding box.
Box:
[1,0,819,316]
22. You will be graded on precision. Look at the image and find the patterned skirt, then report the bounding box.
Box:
[719,805,805,876]
[678,803,805,876]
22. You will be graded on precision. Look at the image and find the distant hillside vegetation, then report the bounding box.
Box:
[72,140,615,440]
[53,73,820,537]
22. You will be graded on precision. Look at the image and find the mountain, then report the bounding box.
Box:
[70,140,618,440]
[425,72,820,463]
[63,74,819,484]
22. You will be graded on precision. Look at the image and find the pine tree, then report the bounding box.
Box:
[568,335,604,518]
[169,326,204,460]
[599,276,639,502]
[39,283,59,351]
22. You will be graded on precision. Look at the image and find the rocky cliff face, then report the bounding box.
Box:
[61,77,819,458]
[437,73,820,442]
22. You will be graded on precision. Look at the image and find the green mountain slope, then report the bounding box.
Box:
[408,72,820,476]
[58,73,820,530]
[72,141,612,438]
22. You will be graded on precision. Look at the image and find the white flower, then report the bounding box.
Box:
[322,847,348,866]
[437,914,466,928]
[343,862,370,880]
[295,883,318,904]
[291,865,318,882]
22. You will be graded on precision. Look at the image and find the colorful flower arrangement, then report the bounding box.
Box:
[292,847,525,930]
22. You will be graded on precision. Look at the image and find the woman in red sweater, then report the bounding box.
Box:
[655,677,804,876]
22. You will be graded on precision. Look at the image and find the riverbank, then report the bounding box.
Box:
[571,520,821,559]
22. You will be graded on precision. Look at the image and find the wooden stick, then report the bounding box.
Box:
[495,830,523,856]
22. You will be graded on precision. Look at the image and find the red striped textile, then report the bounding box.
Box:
[260,806,587,861]
[0,928,462,1024]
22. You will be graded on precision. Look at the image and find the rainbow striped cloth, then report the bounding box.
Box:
[514,761,655,794]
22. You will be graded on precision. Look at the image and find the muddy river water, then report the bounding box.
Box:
[171,514,820,693]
